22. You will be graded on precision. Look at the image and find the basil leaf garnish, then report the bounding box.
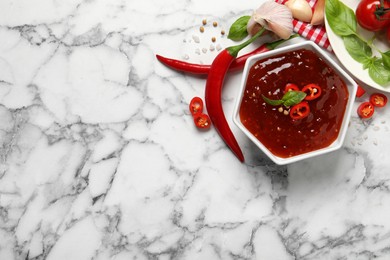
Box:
[228,16,250,41]
[282,91,307,107]
[381,51,390,70]
[261,91,306,107]
[343,35,372,63]
[368,58,390,85]
[262,94,284,106]
[325,0,356,36]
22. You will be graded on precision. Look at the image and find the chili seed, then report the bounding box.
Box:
[221,30,225,35]
[278,107,283,113]
[211,37,216,42]
[283,110,289,116]
[213,21,218,27]
[200,26,205,33]
[202,19,207,25]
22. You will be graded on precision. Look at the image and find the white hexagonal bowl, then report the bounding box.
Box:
[233,41,357,165]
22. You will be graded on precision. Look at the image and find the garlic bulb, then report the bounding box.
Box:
[250,1,293,40]
[285,0,313,23]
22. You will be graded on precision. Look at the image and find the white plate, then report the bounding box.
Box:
[325,0,390,92]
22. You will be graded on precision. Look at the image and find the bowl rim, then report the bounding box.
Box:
[232,40,358,165]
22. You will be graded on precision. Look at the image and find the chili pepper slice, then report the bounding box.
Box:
[290,102,310,120]
[284,83,300,93]
[193,113,211,129]
[189,96,204,115]
[357,101,375,118]
[302,84,322,100]
[356,85,366,98]
[369,93,388,107]
[205,28,267,162]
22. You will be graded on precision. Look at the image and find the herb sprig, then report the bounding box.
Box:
[262,90,307,107]
[325,0,390,86]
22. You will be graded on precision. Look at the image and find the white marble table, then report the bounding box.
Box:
[1,0,390,259]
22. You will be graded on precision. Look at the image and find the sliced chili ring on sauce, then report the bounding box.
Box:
[302,84,322,100]
[189,96,204,115]
[369,93,388,107]
[290,102,310,120]
[193,113,211,129]
[357,102,374,119]
[284,83,300,93]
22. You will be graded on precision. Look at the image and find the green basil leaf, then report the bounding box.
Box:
[381,51,390,70]
[325,0,356,36]
[368,58,390,85]
[282,91,307,107]
[343,35,372,63]
[261,94,284,106]
[228,16,250,41]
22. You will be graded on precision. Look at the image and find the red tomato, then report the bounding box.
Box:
[355,0,390,31]
[193,113,211,129]
[387,26,390,43]
[357,102,375,118]
[370,93,388,107]
[189,96,203,116]
[290,102,310,120]
[284,83,299,93]
[302,84,322,100]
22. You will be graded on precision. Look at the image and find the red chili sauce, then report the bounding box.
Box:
[239,49,349,158]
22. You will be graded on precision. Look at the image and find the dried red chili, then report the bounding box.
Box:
[290,102,310,120]
[189,96,204,115]
[302,84,322,100]
[369,93,388,107]
[357,102,374,119]
[155,36,296,75]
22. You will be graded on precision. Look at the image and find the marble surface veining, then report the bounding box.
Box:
[1,0,390,259]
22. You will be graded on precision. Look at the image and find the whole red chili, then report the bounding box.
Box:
[155,35,296,75]
[205,28,267,162]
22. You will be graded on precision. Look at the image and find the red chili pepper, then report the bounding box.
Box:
[357,101,375,118]
[156,36,297,75]
[302,84,322,100]
[284,83,300,93]
[189,96,204,115]
[290,102,310,120]
[193,113,211,129]
[356,85,366,98]
[369,93,388,107]
[205,28,267,162]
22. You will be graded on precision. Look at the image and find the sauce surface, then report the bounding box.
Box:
[239,49,349,158]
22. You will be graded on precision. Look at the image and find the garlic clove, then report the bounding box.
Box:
[285,0,313,23]
[310,0,325,25]
[267,21,292,39]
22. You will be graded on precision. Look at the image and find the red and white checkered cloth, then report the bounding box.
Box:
[275,0,333,52]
